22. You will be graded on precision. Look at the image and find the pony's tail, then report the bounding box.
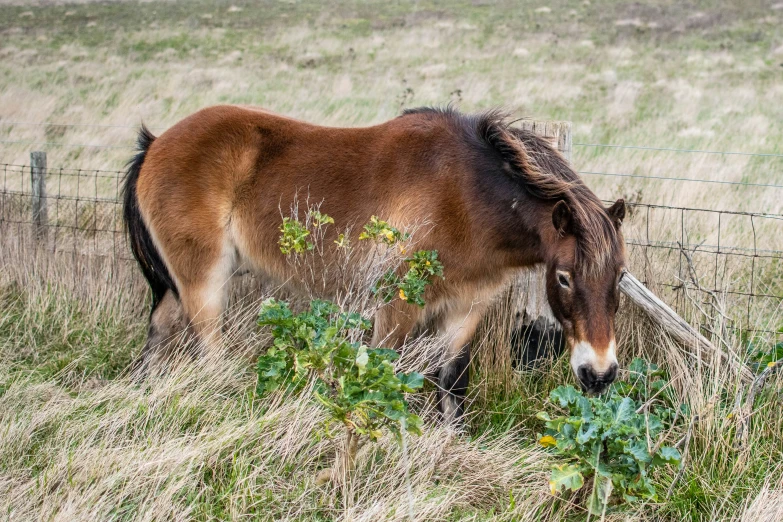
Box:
[122,125,178,312]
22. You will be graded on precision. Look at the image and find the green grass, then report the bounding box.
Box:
[0,281,144,385]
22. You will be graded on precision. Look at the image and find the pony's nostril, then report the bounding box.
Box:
[604,363,619,383]
[577,365,598,388]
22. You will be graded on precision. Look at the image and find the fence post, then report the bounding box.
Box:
[518,120,572,162]
[30,150,48,243]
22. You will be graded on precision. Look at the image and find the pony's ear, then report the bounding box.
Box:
[552,200,573,236]
[607,198,626,226]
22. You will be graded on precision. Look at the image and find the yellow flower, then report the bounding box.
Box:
[399,244,406,255]
[549,481,557,495]
[539,435,557,448]
[384,229,395,242]
[425,260,431,266]
[768,361,778,368]
[399,288,407,301]
[334,234,348,248]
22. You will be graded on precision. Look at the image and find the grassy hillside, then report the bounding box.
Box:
[1,0,782,211]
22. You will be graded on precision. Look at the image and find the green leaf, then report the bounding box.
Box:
[405,414,422,436]
[576,422,598,445]
[628,357,649,376]
[397,371,424,392]
[536,411,552,422]
[587,476,613,515]
[626,440,651,464]
[577,396,593,421]
[550,385,582,408]
[646,414,664,436]
[652,446,681,467]
[549,464,585,494]
[611,397,635,425]
[355,346,369,374]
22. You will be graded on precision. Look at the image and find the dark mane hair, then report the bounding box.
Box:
[402,106,622,275]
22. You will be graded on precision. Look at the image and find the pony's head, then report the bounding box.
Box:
[544,198,626,394]
[448,111,629,393]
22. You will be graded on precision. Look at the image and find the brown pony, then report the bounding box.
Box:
[123,105,626,420]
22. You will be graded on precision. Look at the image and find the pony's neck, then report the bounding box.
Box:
[495,197,562,270]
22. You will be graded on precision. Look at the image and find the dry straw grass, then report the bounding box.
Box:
[0,232,560,521]
[2,196,782,520]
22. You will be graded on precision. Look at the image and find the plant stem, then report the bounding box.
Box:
[401,418,415,521]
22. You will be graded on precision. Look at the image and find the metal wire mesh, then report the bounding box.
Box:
[1,161,781,343]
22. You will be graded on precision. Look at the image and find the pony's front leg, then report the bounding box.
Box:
[436,300,489,424]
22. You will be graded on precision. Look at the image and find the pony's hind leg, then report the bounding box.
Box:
[132,290,188,377]
[176,236,237,357]
[438,343,471,422]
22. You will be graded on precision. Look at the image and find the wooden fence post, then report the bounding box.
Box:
[30,151,48,243]
[518,120,572,161]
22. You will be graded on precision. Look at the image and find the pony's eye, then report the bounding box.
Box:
[557,271,571,289]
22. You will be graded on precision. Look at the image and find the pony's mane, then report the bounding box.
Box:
[402,106,622,275]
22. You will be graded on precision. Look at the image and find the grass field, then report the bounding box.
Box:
[1,1,783,520]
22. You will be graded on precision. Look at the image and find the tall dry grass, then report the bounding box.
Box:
[2,194,783,520]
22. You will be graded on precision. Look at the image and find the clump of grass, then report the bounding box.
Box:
[0,280,144,385]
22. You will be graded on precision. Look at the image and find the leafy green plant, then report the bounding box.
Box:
[359,216,444,307]
[309,210,334,227]
[256,298,423,483]
[537,358,683,515]
[259,212,439,484]
[359,215,410,245]
[278,217,313,254]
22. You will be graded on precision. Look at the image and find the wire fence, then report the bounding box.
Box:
[616,201,783,341]
[1,144,782,344]
[0,163,128,262]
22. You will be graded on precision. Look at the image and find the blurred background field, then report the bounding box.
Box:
[1,1,783,520]
[1,0,782,210]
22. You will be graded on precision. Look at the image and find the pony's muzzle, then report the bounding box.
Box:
[577,362,618,394]
[570,339,618,394]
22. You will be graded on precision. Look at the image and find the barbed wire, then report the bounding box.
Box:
[581,170,783,190]
[0,140,134,150]
[620,201,783,220]
[574,142,783,159]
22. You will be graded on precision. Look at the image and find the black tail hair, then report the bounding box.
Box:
[122,125,178,312]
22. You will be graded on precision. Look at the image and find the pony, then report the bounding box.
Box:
[123,105,626,421]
